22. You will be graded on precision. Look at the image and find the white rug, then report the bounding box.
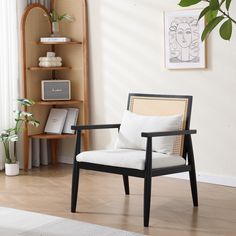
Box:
[0,207,144,236]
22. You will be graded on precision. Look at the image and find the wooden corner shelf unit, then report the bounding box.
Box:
[21,1,89,170]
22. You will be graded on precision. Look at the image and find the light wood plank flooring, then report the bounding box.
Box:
[0,164,235,236]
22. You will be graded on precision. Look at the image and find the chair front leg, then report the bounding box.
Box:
[144,172,152,227]
[71,161,80,212]
[189,167,198,207]
[143,137,152,227]
[71,130,82,212]
[187,135,198,207]
[122,175,130,195]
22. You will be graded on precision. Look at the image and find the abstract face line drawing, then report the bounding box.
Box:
[169,17,199,63]
[176,23,192,48]
[164,10,205,69]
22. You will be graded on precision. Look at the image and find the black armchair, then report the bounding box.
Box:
[71,93,198,227]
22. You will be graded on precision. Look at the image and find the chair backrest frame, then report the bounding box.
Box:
[127,93,193,159]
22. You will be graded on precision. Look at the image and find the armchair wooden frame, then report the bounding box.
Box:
[71,93,198,227]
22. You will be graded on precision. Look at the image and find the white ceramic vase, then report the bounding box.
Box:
[5,162,19,176]
[51,21,60,37]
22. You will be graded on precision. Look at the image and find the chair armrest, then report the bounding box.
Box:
[71,123,121,131]
[141,129,197,138]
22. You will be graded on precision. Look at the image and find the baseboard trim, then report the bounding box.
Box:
[167,172,236,187]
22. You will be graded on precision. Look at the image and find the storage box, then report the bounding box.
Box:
[41,80,71,101]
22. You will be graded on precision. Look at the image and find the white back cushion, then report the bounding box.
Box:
[115,110,182,154]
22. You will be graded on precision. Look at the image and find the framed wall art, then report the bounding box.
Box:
[164,9,206,69]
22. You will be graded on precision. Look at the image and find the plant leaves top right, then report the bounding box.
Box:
[178,0,235,41]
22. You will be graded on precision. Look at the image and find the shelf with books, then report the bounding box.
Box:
[35,100,82,105]
[29,107,80,144]
[28,66,72,71]
[36,41,82,45]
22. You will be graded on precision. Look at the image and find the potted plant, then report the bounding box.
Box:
[0,99,39,176]
[49,10,74,36]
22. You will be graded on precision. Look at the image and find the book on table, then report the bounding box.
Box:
[44,108,68,134]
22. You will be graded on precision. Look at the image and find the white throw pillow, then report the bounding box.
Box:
[115,110,182,154]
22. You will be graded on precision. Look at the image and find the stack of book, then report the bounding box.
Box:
[40,37,71,43]
[44,108,79,134]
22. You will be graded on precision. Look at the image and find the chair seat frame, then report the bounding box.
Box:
[71,94,198,227]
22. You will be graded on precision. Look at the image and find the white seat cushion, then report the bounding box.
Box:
[76,149,185,170]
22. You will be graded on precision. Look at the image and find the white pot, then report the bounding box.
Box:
[51,21,60,36]
[5,162,19,176]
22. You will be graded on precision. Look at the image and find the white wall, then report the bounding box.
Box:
[85,0,236,183]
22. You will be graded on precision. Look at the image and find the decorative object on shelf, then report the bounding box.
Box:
[40,36,71,43]
[39,51,62,67]
[41,80,71,101]
[48,10,74,37]
[62,108,79,134]
[164,9,206,69]
[47,52,55,57]
[44,108,68,134]
[39,57,62,67]
[0,99,39,176]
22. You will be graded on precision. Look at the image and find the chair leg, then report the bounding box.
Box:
[189,169,198,207]
[71,162,80,212]
[186,135,198,207]
[122,175,129,195]
[144,175,152,227]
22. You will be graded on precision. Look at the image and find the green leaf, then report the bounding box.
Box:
[220,0,226,6]
[28,120,40,127]
[58,13,67,21]
[8,135,18,142]
[17,98,35,106]
[226,0,232,11]
[6,128,15,133]
[198,6,210,22]
[20,111,33,117]
[0,130,9,140]
[14,110,21,115]
[179,0,201,7]
[51,10,57,22]
[15,117,25,121]
[209,0,220,10]
[206,10,218,24]
[220,19,232,40]
[201,15,225,41]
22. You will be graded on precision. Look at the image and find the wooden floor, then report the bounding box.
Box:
[0,164,235,236]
